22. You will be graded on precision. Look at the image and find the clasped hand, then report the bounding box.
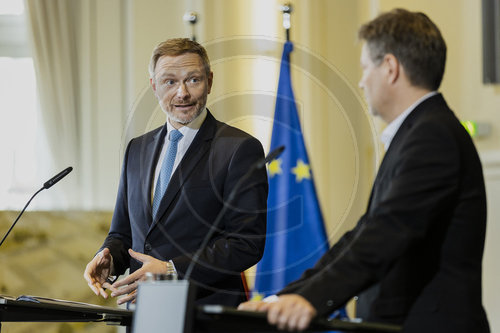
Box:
[84,248,169,305]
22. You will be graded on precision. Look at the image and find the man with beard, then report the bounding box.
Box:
[239,9,489,333]
[84,38,268,307]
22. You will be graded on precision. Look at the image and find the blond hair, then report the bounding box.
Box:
[148,38,211,78]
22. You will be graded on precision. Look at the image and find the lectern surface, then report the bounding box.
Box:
[0,295,132,325]
[1,296,402,333]
[196,305,402,333]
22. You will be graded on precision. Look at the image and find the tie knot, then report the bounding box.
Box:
[169,129,183,143]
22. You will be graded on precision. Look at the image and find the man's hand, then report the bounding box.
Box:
[238,294,317,331]
[83,248,113,298]
[238,299,272,312]
[110,249,170,305]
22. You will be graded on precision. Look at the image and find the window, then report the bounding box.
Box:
[0,0,24,15]
[0,0,44,209]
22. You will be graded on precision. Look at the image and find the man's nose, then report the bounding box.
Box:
[176,83,190,98]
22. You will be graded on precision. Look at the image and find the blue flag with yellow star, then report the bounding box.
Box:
[254,41,332,299]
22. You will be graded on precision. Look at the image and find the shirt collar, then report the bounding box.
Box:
[381,91,438,150]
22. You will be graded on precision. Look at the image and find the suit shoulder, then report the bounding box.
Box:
[128,125,164,145]
[213,120,261,143]
[417,107,471,143]
[401,105,481,168]
[209,120,265,161]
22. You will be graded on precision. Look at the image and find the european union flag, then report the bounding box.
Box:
[254,41,331,297]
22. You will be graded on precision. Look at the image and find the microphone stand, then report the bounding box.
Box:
[0,188,44,247]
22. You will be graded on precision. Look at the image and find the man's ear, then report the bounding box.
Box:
[207,72,213,94]
[150,77,156,93]
[383,53,400,85]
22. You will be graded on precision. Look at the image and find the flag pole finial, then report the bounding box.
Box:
[183,11,198,42]
[280,3,293,41]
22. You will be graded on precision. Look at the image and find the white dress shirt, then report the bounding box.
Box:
[152,108,207,194]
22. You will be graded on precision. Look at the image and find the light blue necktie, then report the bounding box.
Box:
[152,129,183,220]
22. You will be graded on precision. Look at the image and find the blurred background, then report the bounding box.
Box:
[0,0,499,332]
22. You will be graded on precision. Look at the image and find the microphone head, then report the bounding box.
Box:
[254,146,286,170]
[43,166,73,189]
[265,145,285,164]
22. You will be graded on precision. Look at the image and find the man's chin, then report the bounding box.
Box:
[166,110,202,125]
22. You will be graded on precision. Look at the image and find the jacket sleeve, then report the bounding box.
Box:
[288,119,462,316]
[100,140,133,276]
[278,219,365,295]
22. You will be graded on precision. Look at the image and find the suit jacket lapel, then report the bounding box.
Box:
[149,111,217,229]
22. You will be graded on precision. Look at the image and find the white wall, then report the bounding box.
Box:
[481,151,500,330]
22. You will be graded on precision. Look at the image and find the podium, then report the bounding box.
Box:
[0,296,402,332]
[0,295,132,326]
[197,305,401,332]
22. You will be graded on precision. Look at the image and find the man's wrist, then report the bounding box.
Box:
[166,260,177,274]
[109,253,115,275]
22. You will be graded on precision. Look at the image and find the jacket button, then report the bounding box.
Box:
[326,300,334,307]
[144,243,152,252]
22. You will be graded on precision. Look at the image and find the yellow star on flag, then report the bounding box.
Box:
[268,158,283,177]
[291,159,311,182]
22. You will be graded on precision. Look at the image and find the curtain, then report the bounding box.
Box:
[24,0,80,208]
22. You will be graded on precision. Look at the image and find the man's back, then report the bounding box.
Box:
[363,94,489,331]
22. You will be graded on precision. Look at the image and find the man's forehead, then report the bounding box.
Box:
[360,44,373,64]
[157,54,202,68]
[156,65,202,74]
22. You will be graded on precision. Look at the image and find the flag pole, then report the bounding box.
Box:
[280,3,292,41]
[183,11,198,42]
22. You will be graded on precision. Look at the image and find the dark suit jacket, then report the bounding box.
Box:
[279,94,490,332]
[101,110,268,306]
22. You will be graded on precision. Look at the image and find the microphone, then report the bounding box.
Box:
[254,145,285,170]
[183,145,285,281]
[0,167,73,247]
[43,166,73,189]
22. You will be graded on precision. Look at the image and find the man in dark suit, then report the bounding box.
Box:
[239,8,490,332]
[84,38,268,307]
